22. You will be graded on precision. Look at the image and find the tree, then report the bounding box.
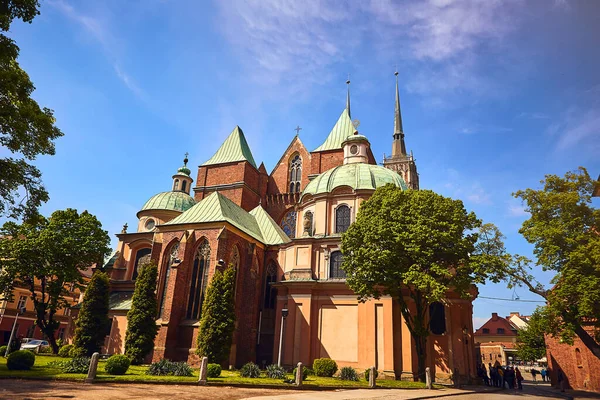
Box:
[124,260,159,364]
[1,0,64,220]
[0,208,110,353]
[73,271,110,356]
[341,186,495,382]
[516,309,547,363]
[196,265,236,364]
[482,168,600,360]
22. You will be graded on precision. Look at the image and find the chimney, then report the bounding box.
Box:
[491,313,498,321]
[509,312,520,317]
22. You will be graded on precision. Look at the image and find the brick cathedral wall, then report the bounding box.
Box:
[310,150,344,176]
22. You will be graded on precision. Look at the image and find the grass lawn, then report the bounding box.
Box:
[0,355,433,389]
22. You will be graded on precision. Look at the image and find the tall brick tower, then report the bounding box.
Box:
[383,72,419,189]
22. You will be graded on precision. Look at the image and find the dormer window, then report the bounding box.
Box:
[497,328,505,334]
[289,154,302,193]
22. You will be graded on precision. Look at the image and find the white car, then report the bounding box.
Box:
[20,339,49,353]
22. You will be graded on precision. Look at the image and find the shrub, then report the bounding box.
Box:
[38,346,53,354]
[61,357,91,374]
[364,368,379,381]
[206,363,222,378]
[146,359,193,376]
[292,366,312,381]
[56,338,64,348]
[8,338,20,354]
[0,345,7,356]
[105,354,131,375]
[7,350,35,370]
[73,272,111,356]
[69,346,86,358]
[125,261,159,364]
[340,366,358,381]
[58,344,73,358]
[313,358,338,377]
[266,364,286,379]
[239,362,261,378]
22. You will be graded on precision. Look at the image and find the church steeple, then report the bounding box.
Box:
[172,153,193,194]
[392,71,407,157]
[346,77,351,119]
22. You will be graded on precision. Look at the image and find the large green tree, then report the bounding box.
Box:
[516,309,547,363]
[124,260,159,364]
[73,271,111,356]
[1,0,64,220]
[483,168,600,360]
[341,186,495,382]
[0,208,110,353]
[196,265,236,364]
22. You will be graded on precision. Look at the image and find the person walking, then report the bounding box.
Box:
[558,369,566,392]
[516,367,524,390]
[531,368,538,383]
[481,364,490,386]
[541,368,547,382]
[489,363,497,387]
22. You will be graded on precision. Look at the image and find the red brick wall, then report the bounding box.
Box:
[474,313,517,338]
[268,137,311,196]
[309,149,344,176]
[546,330,600,392]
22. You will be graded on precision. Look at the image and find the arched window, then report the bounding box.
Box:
[575,348,582,367]
[263,262,277,309]
[230,245,240,295]
[181,180,187,192]
[289,154,302,193]
[132,248,152,280]
[174,179,180,191]
[329,251,346,279]
[280,209,297,238]
[429,302,446,335]
[186,240,211,320]
[159,241,179,318]
[335,205,351,233]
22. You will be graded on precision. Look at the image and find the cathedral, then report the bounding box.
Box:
[95,76,476,382]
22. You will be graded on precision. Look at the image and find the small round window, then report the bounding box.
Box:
[145,219,156,231]
[350,144,358,155]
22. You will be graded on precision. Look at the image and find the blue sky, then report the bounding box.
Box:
[4,0,600,328]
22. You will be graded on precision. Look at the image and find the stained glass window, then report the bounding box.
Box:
[159,241,179,318]
[289,154,302,193]
[132,248,151,280]
[280,210,297,238]
[263,262,277,309]
[186,240,210,320]
[329,251,346,279]
[335,205,351,233]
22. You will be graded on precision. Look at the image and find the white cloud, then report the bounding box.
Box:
[439,168,493,205]
[546,105,600,151]
[507,199,529,217]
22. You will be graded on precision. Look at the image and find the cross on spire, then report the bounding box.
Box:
[346,74,351,118]
[294,125,302,135]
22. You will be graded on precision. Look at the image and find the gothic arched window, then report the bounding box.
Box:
[329,251,346,279]
[159,241,179,318]
[186,240,211,320]
[132,247,152,280]
[335,205,351,233]
[289,154,302,193]
[230,245,240,295]
[280,209,297,238]
[263,261,277,309]
[429,302,446,335]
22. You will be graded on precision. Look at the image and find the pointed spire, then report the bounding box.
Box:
[202,126,257,168]
[346,75,351,119]
[392,71,407,156]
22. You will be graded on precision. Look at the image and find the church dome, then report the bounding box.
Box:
[301,163,407,199]
[139,191,196,214]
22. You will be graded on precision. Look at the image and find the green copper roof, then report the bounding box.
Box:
[249,205,291,245]
[108,291,133,311]
[202,126,257,168]
[140,191,196,214]
[102,250,119,269]
[313,108,355,152]
[301,163,407,199]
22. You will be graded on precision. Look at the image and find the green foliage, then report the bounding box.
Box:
[291,365,312,380]
[206,363,222,378]
[340,366,358,381]
[239,362,261,378]
[0,209,110,353]
[58,344,73,358]
[105,354,131,375]
[341,186,487,380]
[125,261,159,365]
[8,338,20,354]
[266,364,286,379]
[38,346,53,354]
[0,0,64,221]
[6,350,35,370]
[313,358,338,377]
[516,308,548,362]
[364,368,379,381]
[0,346,7,356]
[73,272,110,356]
[53,357,90,374]
[146,359,193,376]
[69,346,86,359]
[196,266,236,363]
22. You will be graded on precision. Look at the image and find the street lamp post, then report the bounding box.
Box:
[5,306,26,357]
[277,308,289,367]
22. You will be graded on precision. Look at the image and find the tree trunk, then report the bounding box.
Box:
[414,333,427,382]
[574,324,600,361]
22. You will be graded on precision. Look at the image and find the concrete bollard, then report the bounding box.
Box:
[425,367,432,389]
[198,356,208,385]
[368,366,376,388]
[454,367,460,389]
[295,362,303,386]
[85,352,100,383]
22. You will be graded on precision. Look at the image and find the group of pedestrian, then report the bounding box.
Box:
[530,367,548,382]
[477,362,524,390]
